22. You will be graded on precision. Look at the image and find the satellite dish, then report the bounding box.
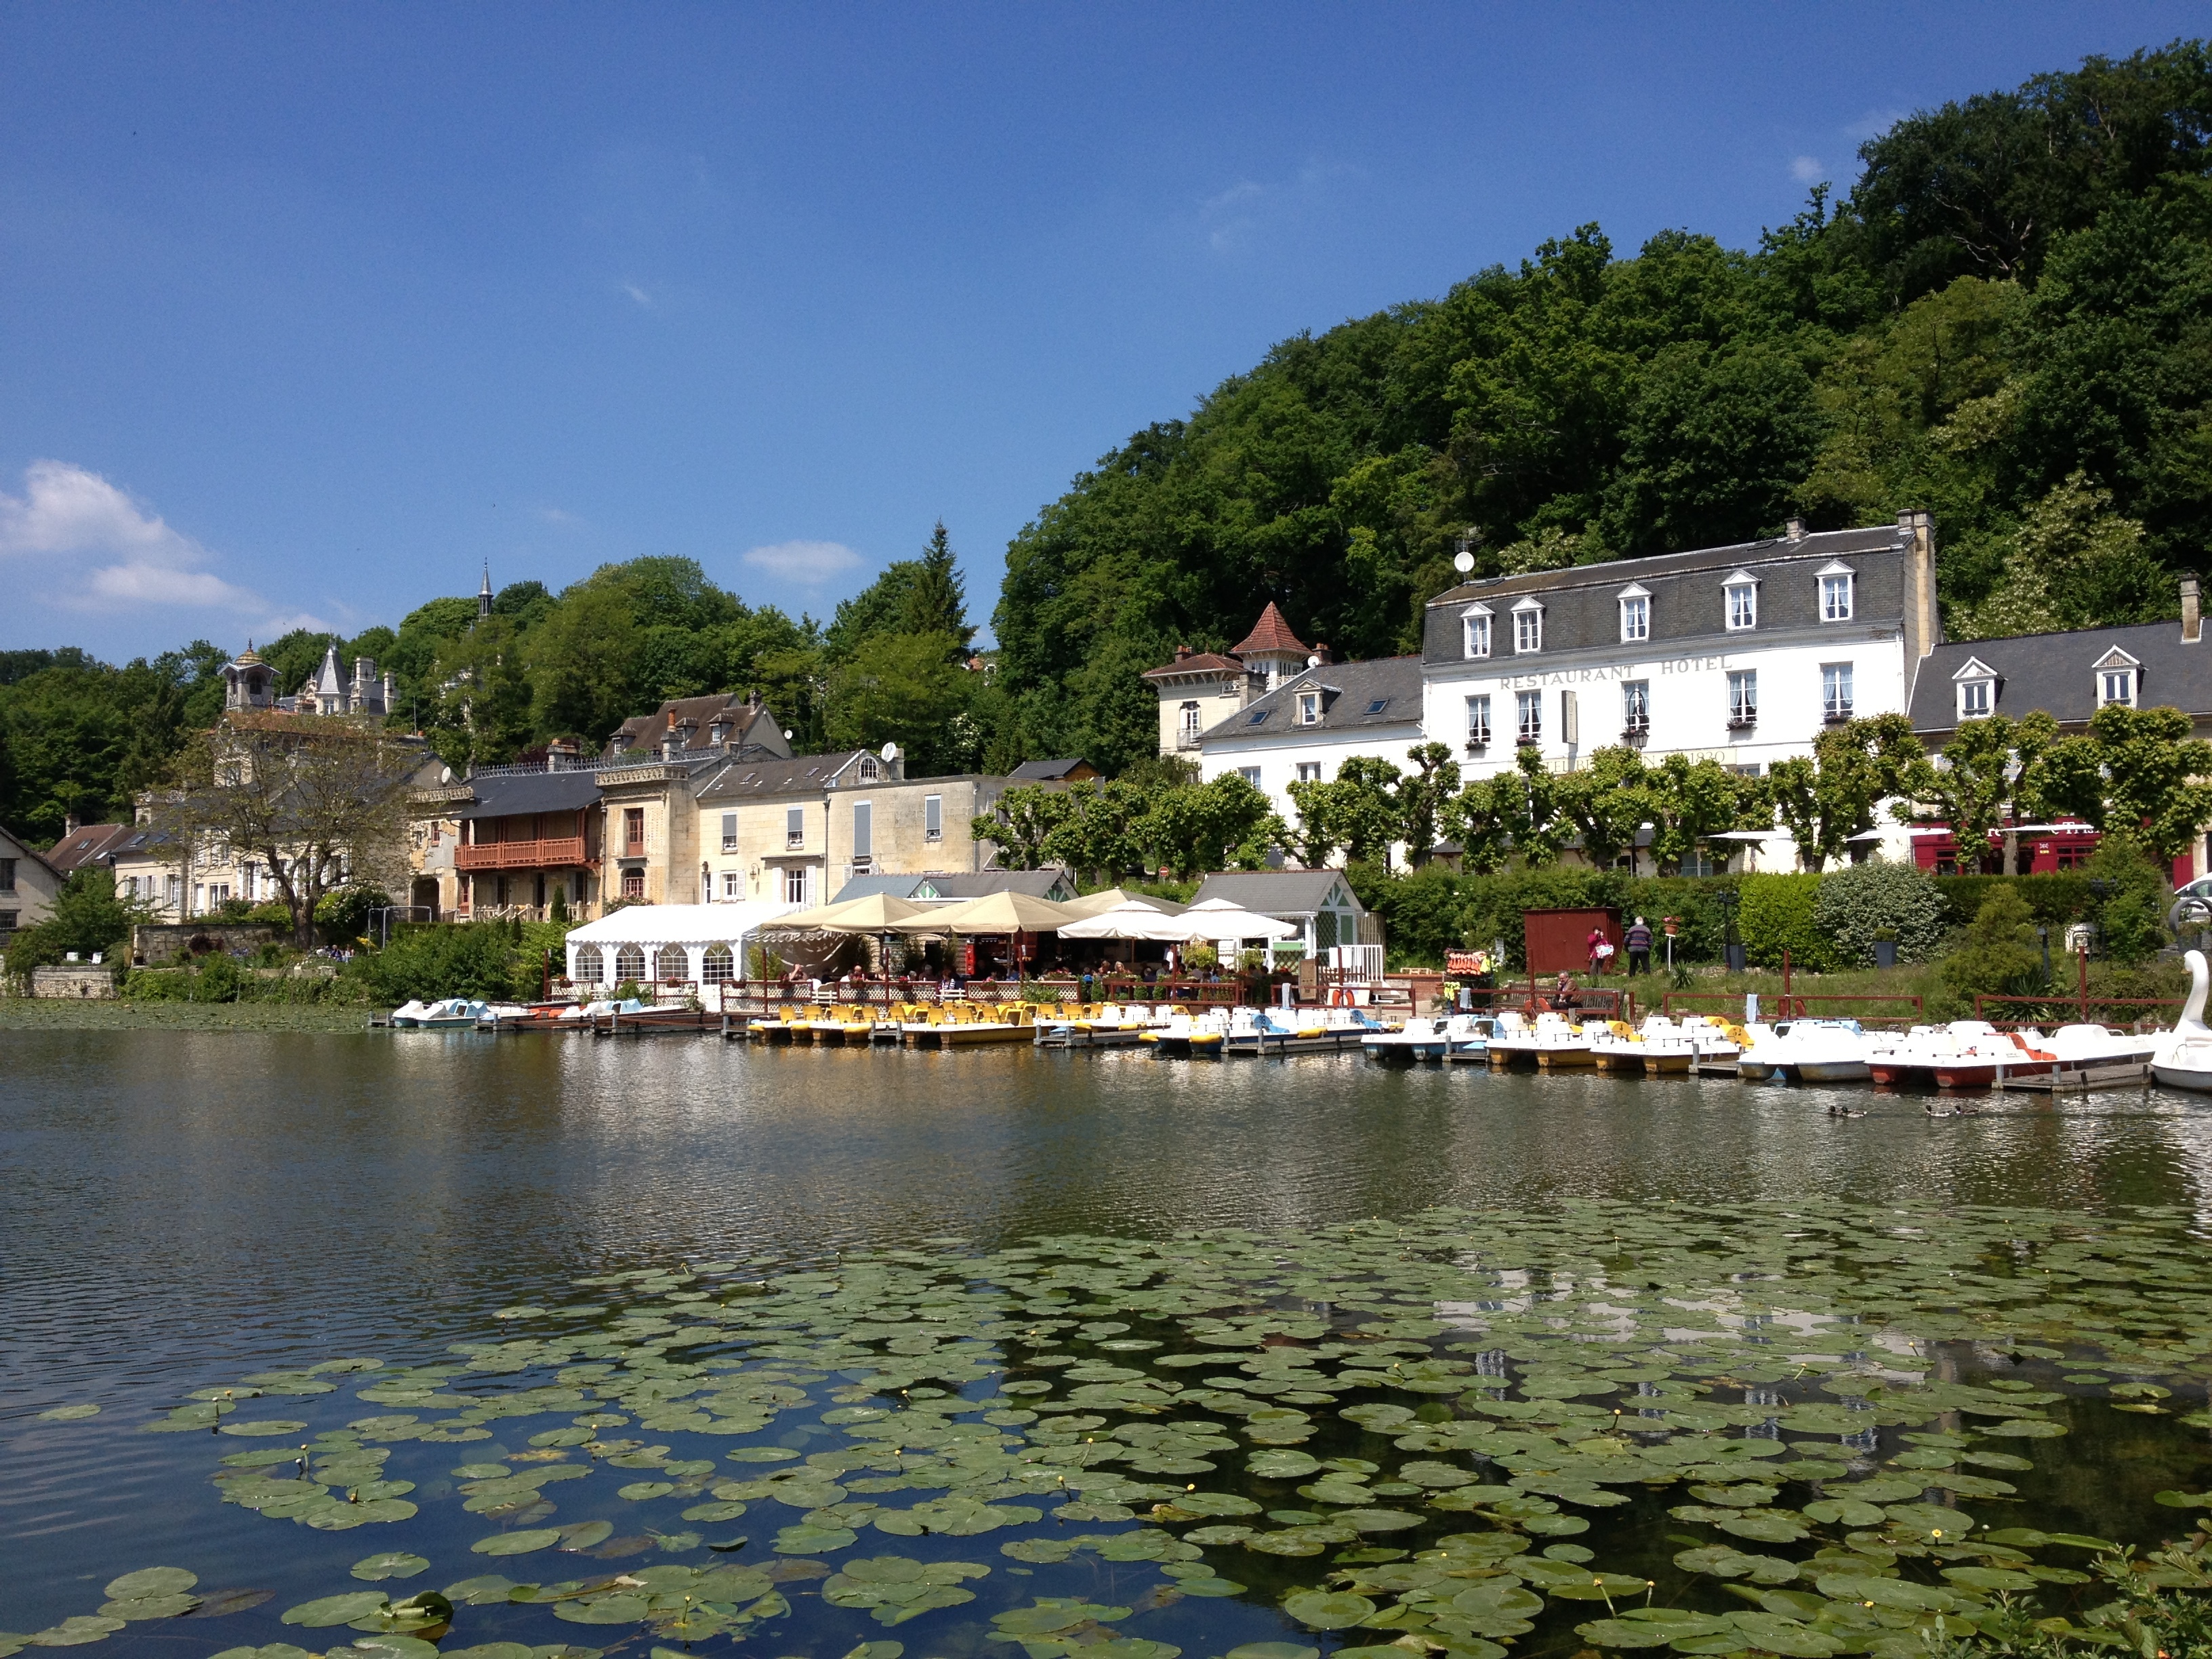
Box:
[881,741,899,761]
[440,766,453,783]
[1453,550,1475,574]
[783,729,794,740]
[1306,654,1321,668]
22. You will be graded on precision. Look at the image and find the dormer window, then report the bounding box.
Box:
[1818,561,1855,622]
[1512,597,1543,653]
[1617,583,1650,644]
[1296,690,1322,726]
[1723,571,1759,632]
[2094,647,2141,708]
[859,756,880,781]
[1461,605,1493,659]
[1953,656,1998,721]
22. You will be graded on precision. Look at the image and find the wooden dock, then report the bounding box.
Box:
[2003,1061,2152,1093]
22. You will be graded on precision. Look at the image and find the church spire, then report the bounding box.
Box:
[478,560,493,620]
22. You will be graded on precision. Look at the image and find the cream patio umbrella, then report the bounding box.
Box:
[895,890,1086,982]
[1057,901,1200,941]
[1177,897,1300,949]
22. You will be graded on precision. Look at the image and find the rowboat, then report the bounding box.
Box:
[1361,1013,1494,1063]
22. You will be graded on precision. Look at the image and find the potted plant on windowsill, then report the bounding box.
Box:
[1872,928,1899,969]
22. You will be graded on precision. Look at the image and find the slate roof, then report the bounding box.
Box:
[832,873,936,903]
[695,751,880,803]
[453,771,606,821]
[1191,870,1366,918]
[1007,758,1097,781]
[1203,655,1424,741]
[1232,603,1309,657]
[0,825,62,883]
[926,869,1077,901]
[1422,524,1913,663]
[1908,619,2211,735]
[44,823,134,873]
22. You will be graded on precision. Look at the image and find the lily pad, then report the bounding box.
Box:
[350,1555,430,1582]
[471,1530,563,1556]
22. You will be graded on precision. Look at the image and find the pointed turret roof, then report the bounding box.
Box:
[313,642,346,695]
[1231,602,1307,658]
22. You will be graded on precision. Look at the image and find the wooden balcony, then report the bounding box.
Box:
[455,836,592,871]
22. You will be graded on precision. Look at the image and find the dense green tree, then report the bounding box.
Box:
[825,632,972,775]
[3,869,153,969]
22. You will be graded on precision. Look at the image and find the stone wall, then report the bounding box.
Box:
[33,964,118,999]
[132,923,280,966]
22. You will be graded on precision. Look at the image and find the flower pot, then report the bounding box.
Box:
[1873,940,1898,968]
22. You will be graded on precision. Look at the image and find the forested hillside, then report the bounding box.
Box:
[0,529,994,842]
[4,42,2207,844]
[996,41,2212,773]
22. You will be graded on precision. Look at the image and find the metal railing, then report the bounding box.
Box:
[1973,991,2182,1030]
[1663,991,1924,1026]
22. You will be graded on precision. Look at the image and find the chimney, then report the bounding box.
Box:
[1174,644,1192,661]
[1312,642,1332,665]
[1785,517,1805,542]
[1900,509,1938,657]
[2186,578,2203,644]
[64,812,81,836]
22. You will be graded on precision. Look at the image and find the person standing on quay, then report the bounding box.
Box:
[1624,916,1654,977]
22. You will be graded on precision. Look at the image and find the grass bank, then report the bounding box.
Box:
[0,998,380,1033]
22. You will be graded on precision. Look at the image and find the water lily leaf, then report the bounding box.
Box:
[472,1530,563,1555]
[220,1420,309,1437]
[1281,1591,1376,1630]
[557,1521,613,1550]
[102,1569,197,1601]
[775,1524,857,1553]
[1982,1419,2066,1438]
[96,1596,200,1622]
[1221,1645,1317,1659]
[617,1481,674,1501]
[281,1594,389,1629]
[35,1405,99,1422]
[350,1555,430,1582]
[26,1618,127,1647]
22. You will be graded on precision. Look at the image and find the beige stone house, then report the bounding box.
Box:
[695,753,1013,909]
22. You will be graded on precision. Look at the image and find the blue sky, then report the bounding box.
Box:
[1,1,2200,661]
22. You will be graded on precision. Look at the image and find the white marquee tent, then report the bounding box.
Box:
[564,901,802,987]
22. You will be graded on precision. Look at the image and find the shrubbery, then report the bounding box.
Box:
[1941,885,2051,1014]
[356,923,526,1004]
[1812,859,1948,966]
[1737,874,1830,971]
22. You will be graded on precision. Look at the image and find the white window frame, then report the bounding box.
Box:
[851,800,872,862]
[721,871,743,900]
[1622,680,1650,735]
[1822,663,1855,722]
[1953,657,1998,721]
[721,811,738,853]
[1818,560,1855,622]
[1179,701,1202,741]
[1727,669,1758,726]
[1511,598,1543,654]
[1296,761,1322,783]
[924,794,943,841]
[1617,583,1651,644]
[1515,689,1542,745]
[1723,570,1759,632]
[785,805,805,848]
[1465,694,1491,747]
[2093,649,2141,709]
[783,867,808,904]
[1237,765,1262,787]
[1296,690,1322,726]
[1460,605,1493,660]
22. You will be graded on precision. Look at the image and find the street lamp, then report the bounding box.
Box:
[1719,887,1744,973]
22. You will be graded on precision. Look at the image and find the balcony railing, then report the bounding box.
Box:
[456,836,592,871]
[1175,730,1204,751]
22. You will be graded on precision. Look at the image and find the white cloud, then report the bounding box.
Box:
[741,538,867,585]
[0,458,323,634]
[1195,161,1362,254]
[1790,155,1828,184]
[622,282,653,308]
[538,506,584,528]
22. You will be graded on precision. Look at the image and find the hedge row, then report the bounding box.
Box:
[1348,859,2165,972]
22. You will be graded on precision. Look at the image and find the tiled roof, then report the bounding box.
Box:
[1143,651,1244,680]
[44,823,134,873]
[453,772,606,821]
[1231,602,1308,657]
[606,696,785,757]
[1007,758,1094,781]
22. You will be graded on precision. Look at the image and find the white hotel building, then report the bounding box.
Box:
[1150,512,1943,872]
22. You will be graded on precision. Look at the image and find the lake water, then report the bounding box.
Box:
[7,1030,2212,1652]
